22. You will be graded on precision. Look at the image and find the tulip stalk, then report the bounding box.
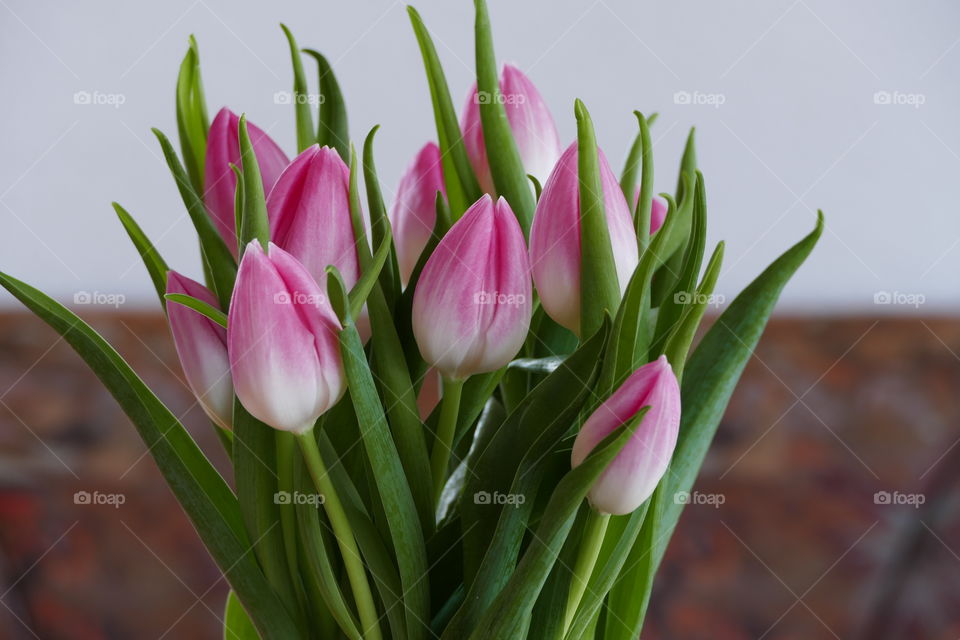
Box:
[430,376,464,505]
[296,430,383,640]
[563,511,610,634]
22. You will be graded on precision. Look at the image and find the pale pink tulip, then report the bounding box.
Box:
[204,108,289,255]
[391,142,446,284]
[461,64,562,194]
[166,271,232,430]
[412,195,532,379]
[529,142,639,335]
[571,356,681,515]
[227,241,344,433]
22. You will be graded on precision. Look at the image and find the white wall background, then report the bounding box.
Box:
[1,0,958,312]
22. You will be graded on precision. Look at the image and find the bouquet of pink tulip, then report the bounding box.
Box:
[0,2,823,638]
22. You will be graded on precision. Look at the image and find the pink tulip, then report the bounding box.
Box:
[166,271,233,430]
[571,355,681,515]
[412,194,532,380]
[461,64,562,195]
[390,142,446,284]
[204,108,289,256]
[633,190,668,234]
[227,241,344,433]
[267,144,371,339]
[529,142,639,335]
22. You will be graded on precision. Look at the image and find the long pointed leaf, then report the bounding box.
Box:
[304,48,349,160]
[113,202,169,310]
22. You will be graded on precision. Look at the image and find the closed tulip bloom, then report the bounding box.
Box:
[412,194,532,380]
[461,64,562,194]
[390,142,446,284]
[205,108,289,255]
[166,271,233,430]
[529,142,639,335]
[633,190,668,234]
[572,356,680,515]
[228,241,344,434]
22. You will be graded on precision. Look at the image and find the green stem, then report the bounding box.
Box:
[275,431,307,618]
[563,511,610,634]
[296,431,383,640]
[430,377,464,506]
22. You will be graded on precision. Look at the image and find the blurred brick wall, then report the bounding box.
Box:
[0,314,958,639]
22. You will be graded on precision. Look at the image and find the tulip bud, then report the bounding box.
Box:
[633,190,668,234]
[166,271,233,430]
[390,142,446,284]
[571,356,680,515]
[412,194,532,380]
[205,108,289,255]
[529,142,639,335]
[227,241,345,433]
[461,64,562,194]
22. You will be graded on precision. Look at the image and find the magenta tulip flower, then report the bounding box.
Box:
[227,241,344,433]
[204,108,289,256]
[390,142,446,284]
[529,142,639,335]
[166,271,232,430]
[571,355,681,515]
[412,194,532,380]
[461,64,562,195]
[632,190,668,234]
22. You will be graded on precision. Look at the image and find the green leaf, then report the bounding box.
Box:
[176,35,210,197]
[330,274,431,640]
[675,127,697,202]
[627,112,655,252]
[407,6,481,215]
[237,114,271,251]
[575,99,620,339]
[232,402,303,629]
[619,111,657,205]
[152,128,237,309]
[664,241,724,378]
[347,222,394,321]
[362,126,402,305]
[474,0,536,233]
[467,415,640,640]
[280,24,315,152]
[450,320,609,637]
[0,273,298,639]
[165,293,227,328]
[113,202,169,310]
[224,590,259,640]
[303,48,349,160]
